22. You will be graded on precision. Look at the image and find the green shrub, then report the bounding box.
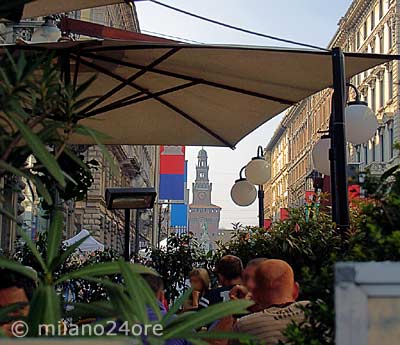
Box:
[145,234,214,301]
[215,162,400,344]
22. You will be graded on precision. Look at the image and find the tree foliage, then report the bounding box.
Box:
[146,234,214,301]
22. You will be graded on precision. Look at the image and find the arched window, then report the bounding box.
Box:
[372,138,376,162]
[371,9,375,30]
[389,126,394,158]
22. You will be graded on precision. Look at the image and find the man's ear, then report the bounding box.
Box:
[217,273,224,285]
[292,282,299,300]
[156,289,164,302]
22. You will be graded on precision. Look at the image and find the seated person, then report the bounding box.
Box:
[232,259,309,345]
[199,255,243,309]
[183,268,210,311]
[229,258,267,312]
[0,268,36,337]
[141,274,189,345]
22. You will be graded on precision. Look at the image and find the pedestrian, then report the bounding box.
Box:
[229,257,267,312]
[199,255,243,309]
[183,268,210,311]
[141,273,189,345]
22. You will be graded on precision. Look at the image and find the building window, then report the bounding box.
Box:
[372,139,376,161]
[388,23,393,49]
[379,33,384,53]
[380,75,385,108]
[388,68,393,99]
[380,132,385,162]
[363,21,368,40]
[364,144,368,165]
[379,0,383,19]
[371,86,376,112]
[356,31,361,49]
[356,145,361,162]
[389,126,394,158]
[371,9,375,30]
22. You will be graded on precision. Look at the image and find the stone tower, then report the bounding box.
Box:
[189,148,221,250]
[192,148,212,205]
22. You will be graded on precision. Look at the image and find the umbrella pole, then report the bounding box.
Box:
[331,47,350,244]
[258,185,264,228]
[134,209,140,261]
[124,209,131,261]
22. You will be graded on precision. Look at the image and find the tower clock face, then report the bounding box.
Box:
[198,192,206,200]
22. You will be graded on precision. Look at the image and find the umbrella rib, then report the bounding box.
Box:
[154,97,235,149]
[85,81,199,117]
[76,58,234,148]
[77,58,199,117]
[81,52,296,105]
[76,56,146,96]
[76,47,181,114]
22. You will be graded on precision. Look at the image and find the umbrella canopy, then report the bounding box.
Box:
[22,0,126,19]
[0,40,393,148]
[64,229,105,252]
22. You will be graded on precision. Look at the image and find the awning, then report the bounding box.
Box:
[22,0,127,19]
[0,39,394,148]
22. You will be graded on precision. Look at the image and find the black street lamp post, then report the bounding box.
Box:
[106,187,157,261]
[257,185,264,228]
[331,47,350,235]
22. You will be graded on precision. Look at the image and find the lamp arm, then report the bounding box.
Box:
[257,145,264,158]
[239,166,246,179]
[346,82,361,102]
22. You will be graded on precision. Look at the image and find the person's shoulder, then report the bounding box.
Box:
[290,300,311,311]
[206,286,230,299]
[235,310,267,329]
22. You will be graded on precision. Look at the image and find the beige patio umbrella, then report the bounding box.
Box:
[0,39,393,148]
[21,0,128,19]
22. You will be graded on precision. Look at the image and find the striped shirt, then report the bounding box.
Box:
[233,301,309,345]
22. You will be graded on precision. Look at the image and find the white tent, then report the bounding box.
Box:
[64,229,104,252]
[159,238,168,250]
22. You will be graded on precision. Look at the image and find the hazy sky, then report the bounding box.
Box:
[136,0,353,228]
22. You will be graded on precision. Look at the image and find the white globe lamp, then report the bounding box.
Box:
[31,17,61,43]
[231,166,257,207]
[312,137,331,176]
[245,146,270,185]
[345,101,378,145]
[231,179,257,206]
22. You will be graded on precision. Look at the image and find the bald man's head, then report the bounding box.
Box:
[252,259,299,308]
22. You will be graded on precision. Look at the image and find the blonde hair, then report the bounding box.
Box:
[189,268,210,291]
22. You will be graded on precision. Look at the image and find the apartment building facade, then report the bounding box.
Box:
[264,0,399,220]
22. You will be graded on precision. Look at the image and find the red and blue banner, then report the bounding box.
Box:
[171,161,189,231]
[159,146,185,201]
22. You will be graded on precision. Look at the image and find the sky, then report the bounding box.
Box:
[135,0,353,228]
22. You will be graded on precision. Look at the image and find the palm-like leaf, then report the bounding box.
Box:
[163,299,252,339]
[55,260,155,284]
[46,209,63,267]
[27,285,61,336]
[49,235,90,271]
[5,109,65,188]
[0,160,53,205]
[17,228,47,274]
